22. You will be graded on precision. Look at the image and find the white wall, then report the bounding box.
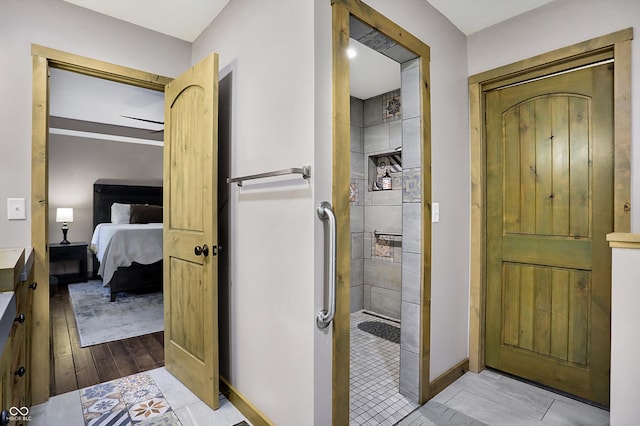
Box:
[313,0,334,423]
[610,245,640,424]
[48,135,163,248]
[357,0,471,381]
[0,0,191,248]
[192,1,317,424]
[192,1,471,422]
[468,0,640,231]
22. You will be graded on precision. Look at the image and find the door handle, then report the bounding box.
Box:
[194,244,209,257]
[316,201,337,329]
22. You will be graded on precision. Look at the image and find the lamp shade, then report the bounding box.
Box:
[56,208,74,223]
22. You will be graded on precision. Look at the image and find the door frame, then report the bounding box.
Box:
[468,29,633,373]
[331,0,432,423]
[30,44,171,404]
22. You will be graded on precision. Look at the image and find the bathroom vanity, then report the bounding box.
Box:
[0,248,35,423]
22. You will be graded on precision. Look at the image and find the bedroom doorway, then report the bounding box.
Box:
[47,67,167,396]
[32,46,231,408]
[48,68,164,395]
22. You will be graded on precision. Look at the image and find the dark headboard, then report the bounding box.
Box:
[93,179,163,229]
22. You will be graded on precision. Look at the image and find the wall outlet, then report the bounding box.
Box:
[7,198,26,220]
[432,202,440,223]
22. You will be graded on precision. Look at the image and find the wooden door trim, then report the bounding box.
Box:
[331,1,432,423]
[468,29,633,373]
[30,44,170,404]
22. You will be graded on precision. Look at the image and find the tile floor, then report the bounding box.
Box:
[350,310,418,425]
[398,369,610,426]
[350,309,609,426]
[28,367,251,426]
[27,320,611,426]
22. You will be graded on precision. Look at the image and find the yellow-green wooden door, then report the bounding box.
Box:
[485,63,613,406]
[164,53,219,409]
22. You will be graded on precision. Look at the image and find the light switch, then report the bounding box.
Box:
[7,198,26,220]
[432,202,440,223]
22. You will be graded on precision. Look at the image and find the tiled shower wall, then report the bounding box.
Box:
[349,90,403,320]
[350,58,422,402]
[350,97,365,313]
[399,58,422,401]
[363,91,403,320]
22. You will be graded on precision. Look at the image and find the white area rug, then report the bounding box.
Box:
[68,280,164,347]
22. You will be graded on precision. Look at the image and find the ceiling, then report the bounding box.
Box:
[49,68,165,146]
[62,0,558,42]
[427,0,558,35]
[54,0,559,138]
[349,38,401,100]
[61,0,231,42]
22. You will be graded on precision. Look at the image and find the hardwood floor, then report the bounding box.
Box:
[50,283,164,396]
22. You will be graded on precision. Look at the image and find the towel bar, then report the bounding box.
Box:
[227,165,311,187]
[374,230,402,238]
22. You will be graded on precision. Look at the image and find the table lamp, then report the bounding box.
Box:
[56,207,74,245]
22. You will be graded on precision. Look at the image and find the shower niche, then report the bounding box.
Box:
[368,151,402,192]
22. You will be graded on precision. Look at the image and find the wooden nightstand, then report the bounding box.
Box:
[49,242,88,284]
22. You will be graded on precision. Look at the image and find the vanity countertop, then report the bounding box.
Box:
[0,247,24,357]
[607,233,640,248]
[0,247,25,291]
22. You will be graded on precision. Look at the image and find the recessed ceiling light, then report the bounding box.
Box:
[347,47,357,59]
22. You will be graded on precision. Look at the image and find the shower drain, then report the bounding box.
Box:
[357,321,401,344]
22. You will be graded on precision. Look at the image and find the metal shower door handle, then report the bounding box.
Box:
[317,201,337,329]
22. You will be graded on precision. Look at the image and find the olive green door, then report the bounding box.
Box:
[485,63,613,406]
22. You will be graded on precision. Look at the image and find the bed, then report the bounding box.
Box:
[91,179,163,301]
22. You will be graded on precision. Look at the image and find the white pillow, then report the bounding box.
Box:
[111,203,130,224]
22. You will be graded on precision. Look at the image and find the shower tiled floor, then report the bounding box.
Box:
[350,310,419,425]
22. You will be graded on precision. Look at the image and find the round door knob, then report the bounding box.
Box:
[194,244,209,257]
[14,366,26,377]
[14,314,25,324]
[29,282,38,290]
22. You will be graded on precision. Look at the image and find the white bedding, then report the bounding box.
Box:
[90,223,163,286]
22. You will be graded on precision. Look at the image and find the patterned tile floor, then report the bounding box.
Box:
[80,372,176,425]
[350,310,419,425]
[29,367,252,426]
